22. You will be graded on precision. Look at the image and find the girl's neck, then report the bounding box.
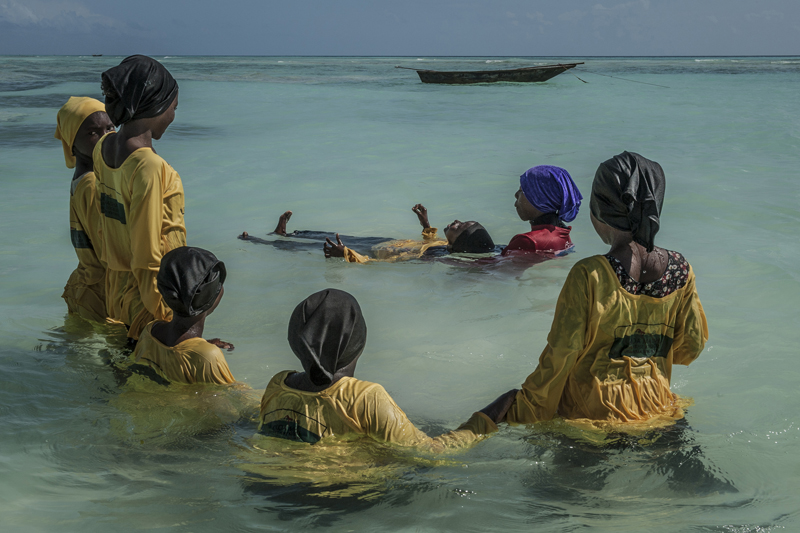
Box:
[151,315,206,348]
[530,212,564,228]
[73,158,93,180]
[607,240,666,284]
[285,361,358,392]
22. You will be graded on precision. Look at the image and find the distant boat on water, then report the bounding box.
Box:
[92,54,103,57]
[396,62,584,84]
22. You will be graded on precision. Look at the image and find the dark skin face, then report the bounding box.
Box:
[443,220,478,248]
[101,93,178,169]
[150,285,234,351]
[514,187,544,223]
[71,111,115,178]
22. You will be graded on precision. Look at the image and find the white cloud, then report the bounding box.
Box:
[0,0,120,30]
[745,10,783,22]
[558,10,587,22]
[526,12,551,25]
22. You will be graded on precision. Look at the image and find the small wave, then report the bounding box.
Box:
[772,60,800,64]
[694,59,724,62]
[277,61,284,63]
[485,60,505,63]
[416,58,427,61]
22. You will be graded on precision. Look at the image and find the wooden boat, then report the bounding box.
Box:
[397,62,583,84]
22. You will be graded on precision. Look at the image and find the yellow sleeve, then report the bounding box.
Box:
[183,343,236,385]
[357,385,497,451]
[343,247,371,263]
[671,267,708,366]
[421,227,439,241]
[507,263,590,424]
[128,158,171,320]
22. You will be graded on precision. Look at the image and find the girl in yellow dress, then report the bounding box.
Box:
[55,97,115,322]
[504,152,708,431]
[259,288,517,450]
[95,55,187,343]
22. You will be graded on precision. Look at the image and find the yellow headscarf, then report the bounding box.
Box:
[54,97,107,169]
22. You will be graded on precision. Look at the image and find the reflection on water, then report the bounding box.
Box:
[521,418,737,502]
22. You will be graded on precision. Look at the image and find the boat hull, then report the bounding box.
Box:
[415,63,580,84]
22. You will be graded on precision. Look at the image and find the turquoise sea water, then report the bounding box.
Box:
[1,55,799,531]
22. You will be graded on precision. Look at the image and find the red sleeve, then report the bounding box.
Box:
[502,233,537,256]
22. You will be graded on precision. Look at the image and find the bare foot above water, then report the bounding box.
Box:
[273,210,293,236]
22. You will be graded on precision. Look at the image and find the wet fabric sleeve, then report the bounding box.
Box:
[341,228,440,264]
[670,267,708,366]
[421,227,439,240]
[133,325,236,385]
[506,263,590,424]
[179,344,236,385]
[128,158,173,321]
[343,247,371,263]
[357,385,497,451]
[63,174,108,323]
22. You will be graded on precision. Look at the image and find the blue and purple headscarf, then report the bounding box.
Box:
[520,165,583,223]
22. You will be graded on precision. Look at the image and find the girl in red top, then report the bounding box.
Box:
[503,165,583,257]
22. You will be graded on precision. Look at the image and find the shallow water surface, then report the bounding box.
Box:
[1,56,799,531]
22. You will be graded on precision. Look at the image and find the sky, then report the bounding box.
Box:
[0,0,798,56]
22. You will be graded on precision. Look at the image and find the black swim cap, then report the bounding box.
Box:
[157,247,226,318]
[451,223,495,253]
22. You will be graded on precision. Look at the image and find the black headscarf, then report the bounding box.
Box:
[590,151,665,252]
[101,55,179,126]
[157,247,226,318]
[451,223,495,254]
[288,289,367,387]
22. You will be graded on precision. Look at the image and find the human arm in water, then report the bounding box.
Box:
[207,338,235,351]
[324,234,370,263]
[361,387,519,452]
[412,203,440,240]
[324,204,441,263]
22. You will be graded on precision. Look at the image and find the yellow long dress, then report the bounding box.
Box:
[62,172,108,322]
[93,134,187,339]
[506,255,708,430]
[342,228,447,263]
[259,370,496,451]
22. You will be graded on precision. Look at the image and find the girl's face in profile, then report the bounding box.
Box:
[591,211,621,246]
[444,220,477,245]
[153,93,179,140]
[514,187,543,222]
